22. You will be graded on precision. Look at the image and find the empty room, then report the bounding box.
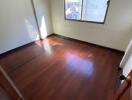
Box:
[0,0,132,100]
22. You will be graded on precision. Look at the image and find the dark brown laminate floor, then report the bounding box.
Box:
[0,87,10,100]
[0,35,123,100]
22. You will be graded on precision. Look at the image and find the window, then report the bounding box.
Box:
[65,0,110,23]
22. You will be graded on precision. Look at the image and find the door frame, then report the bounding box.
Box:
[120,40,132,68]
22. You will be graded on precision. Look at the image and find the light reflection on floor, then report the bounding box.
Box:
[35,38,64,55]
[65,52,94,77]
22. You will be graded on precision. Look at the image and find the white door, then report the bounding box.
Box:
[120,40,132,77]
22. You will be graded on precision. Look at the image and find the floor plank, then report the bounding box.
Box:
[0,87,11,100]
[0,35,123,100]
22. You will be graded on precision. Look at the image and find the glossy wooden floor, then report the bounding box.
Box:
[0,87,10,100]
[0,35,123,100]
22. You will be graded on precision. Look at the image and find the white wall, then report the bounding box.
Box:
[0,0,52,54]
[50,0,132,51]
[120,40,132,68]
[33,0,53,39]
[123,54,132,77]
[120,40,132,77]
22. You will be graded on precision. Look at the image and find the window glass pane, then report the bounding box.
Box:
[65,0,82,20]
[82,0,109,22]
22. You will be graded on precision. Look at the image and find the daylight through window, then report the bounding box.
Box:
[65,0,110,23]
